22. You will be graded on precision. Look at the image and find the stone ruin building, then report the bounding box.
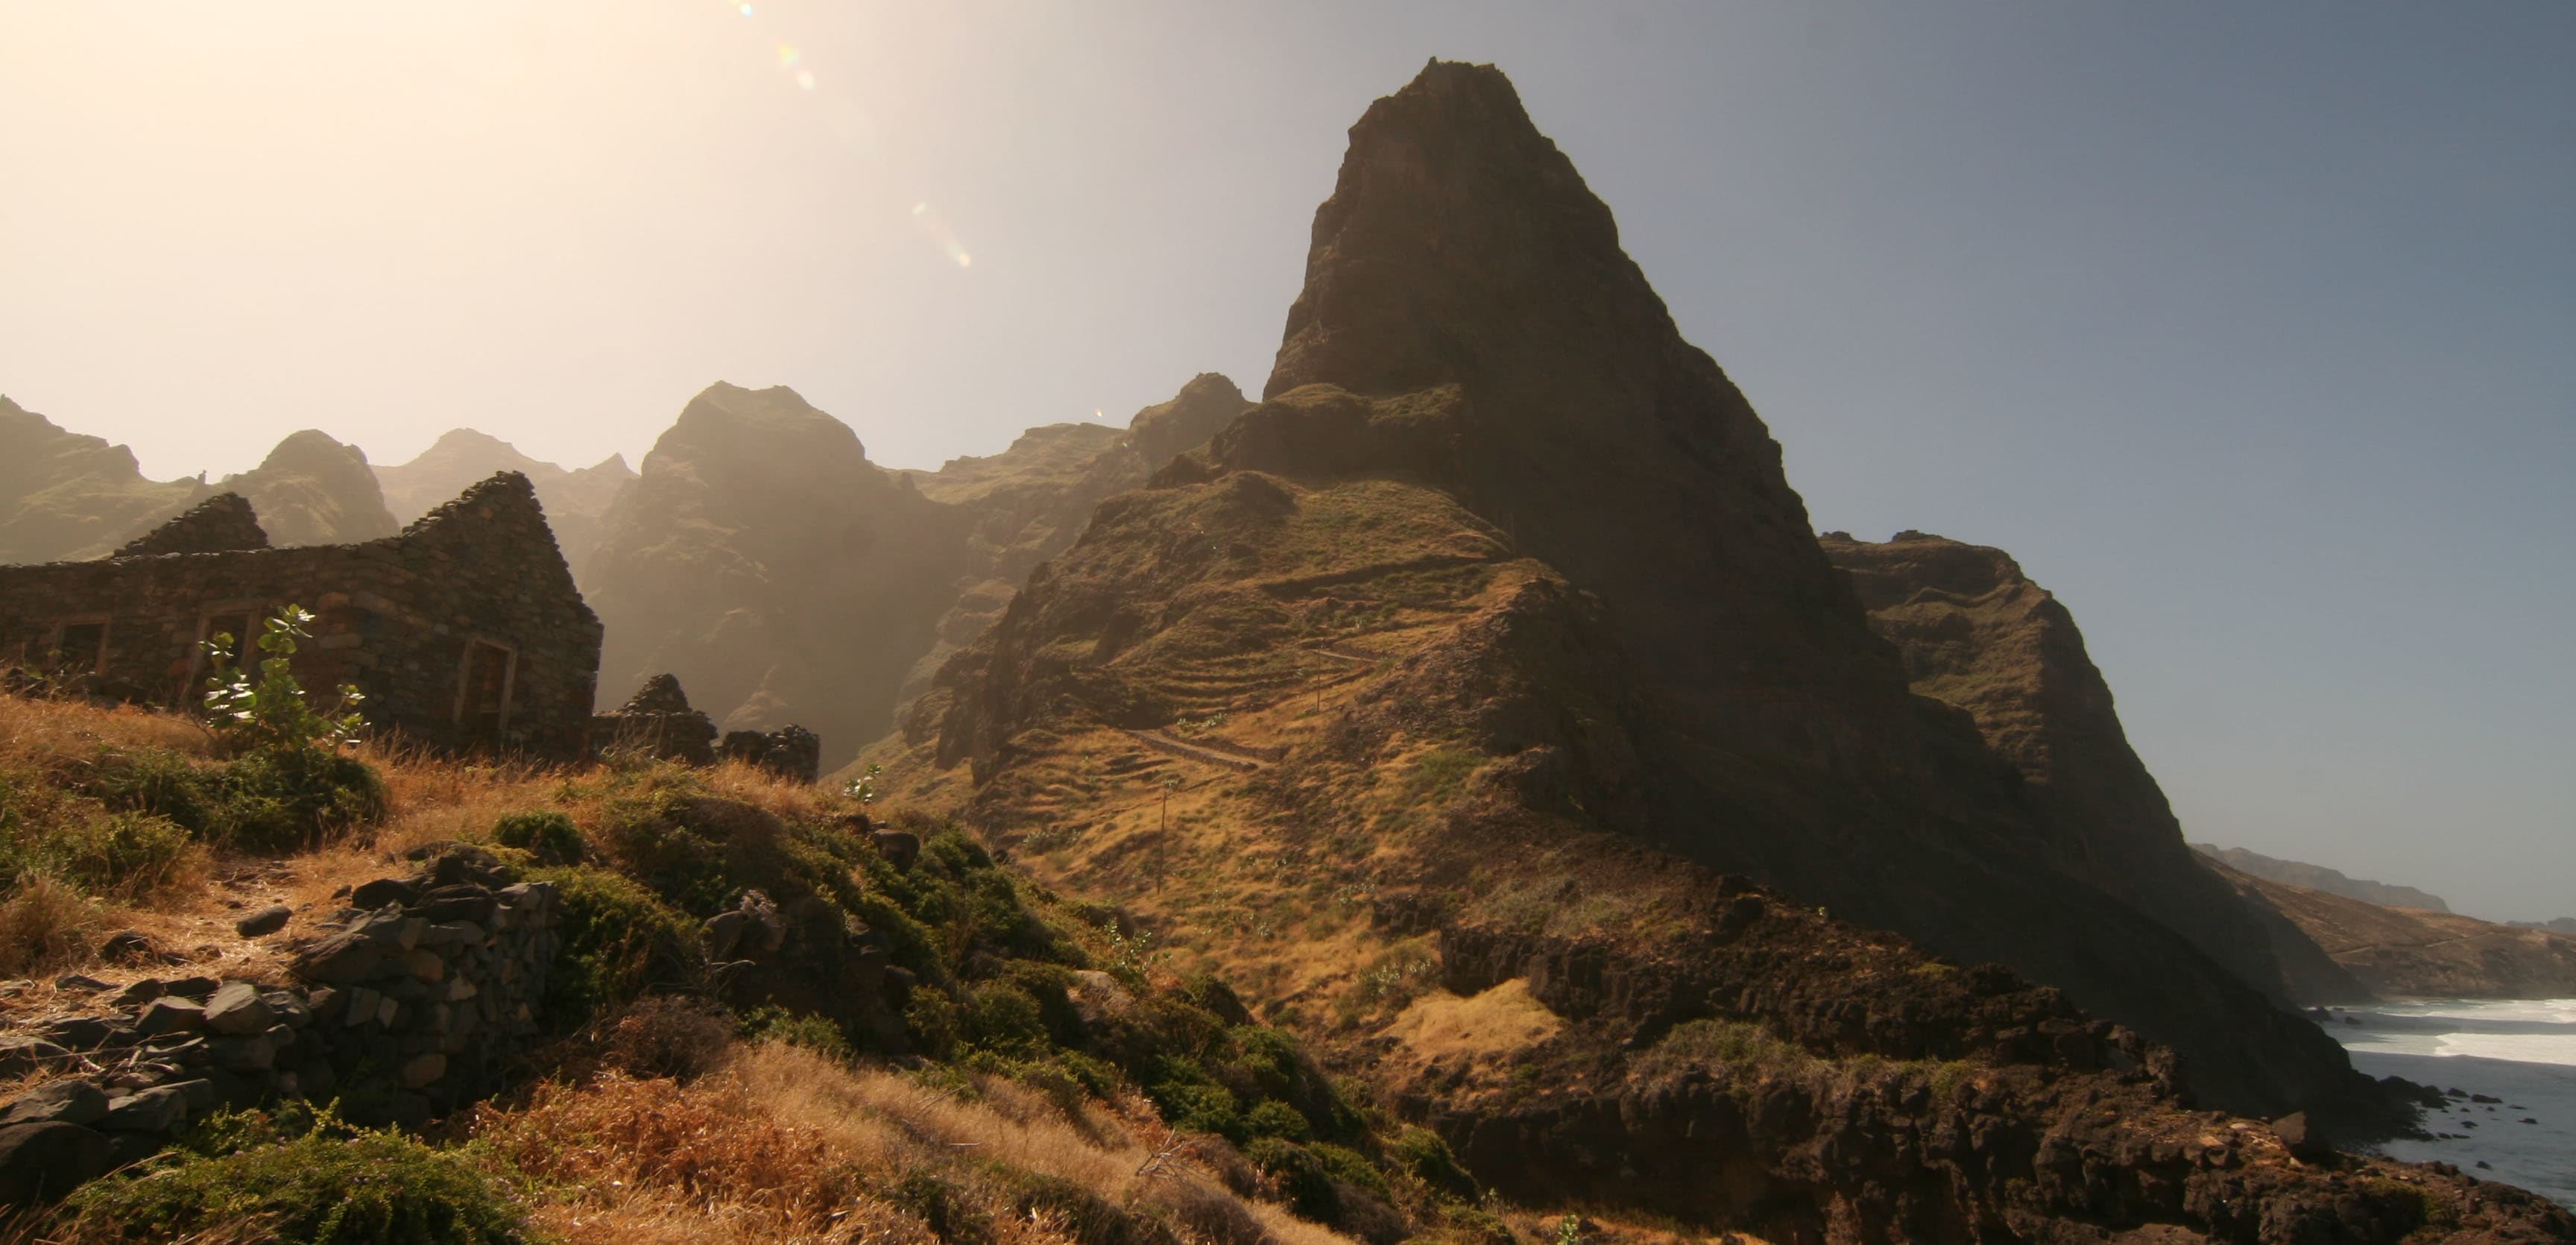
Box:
[0,473,603,760]
[590,672,821,783]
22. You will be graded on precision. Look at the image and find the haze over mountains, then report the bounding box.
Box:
[7,57,2575,1236]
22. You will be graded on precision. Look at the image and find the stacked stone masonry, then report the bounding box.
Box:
[0,846,557,1205]
[0,473,602,760]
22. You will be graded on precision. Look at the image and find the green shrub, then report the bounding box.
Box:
[219,746,388,852]
[29,811,195,898]
[595,793,731,915]
[739,1003,854,1061]
[61,1116,527,1243]
[75,744,385,854]
[1243,1099,1310,1141]
[965,981,1051,1057]
[1243,1138,1336,1222]
[491,810,583,865]
[1391,1126,1478,1200]
[527,866,697,1027]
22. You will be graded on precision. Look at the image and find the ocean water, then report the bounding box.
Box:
[2329,997,2576,1207]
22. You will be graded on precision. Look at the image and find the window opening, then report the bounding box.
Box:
[53,621,107,676]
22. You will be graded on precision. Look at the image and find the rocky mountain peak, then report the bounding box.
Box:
[1266,60,1651,404]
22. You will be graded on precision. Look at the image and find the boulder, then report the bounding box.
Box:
[0,1079,109,1129]
[872,830,921,871]
[0,1121,112,1205]
[133,997,206,1036]
[234,904,293,937]
[98,930,156,964]
[2273,1112,2333,1162]
[203,982,276,1036]
[350,878,419,910]
[98,1084,188,1132]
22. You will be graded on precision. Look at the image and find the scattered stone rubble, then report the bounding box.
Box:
[0,845,557,1205]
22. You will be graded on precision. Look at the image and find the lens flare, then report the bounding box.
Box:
[910,202,974,269]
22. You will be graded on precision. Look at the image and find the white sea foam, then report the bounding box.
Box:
[2330,997,2576,1208]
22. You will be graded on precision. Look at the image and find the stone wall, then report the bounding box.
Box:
[0,473,602,760]
[0,847,558,1203]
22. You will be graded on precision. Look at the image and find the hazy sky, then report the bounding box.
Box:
[4,3,2569,919]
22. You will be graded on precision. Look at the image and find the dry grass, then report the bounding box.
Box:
[0,695,214,766]
[473,1039,1358,1245]
[0,875,108,978]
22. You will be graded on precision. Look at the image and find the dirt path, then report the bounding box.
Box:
[1120,728,1269,772]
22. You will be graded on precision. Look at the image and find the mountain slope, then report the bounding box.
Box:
[897,374,1257,700]
[0,396,204,564]
[214,429,400,546]
[2212,863,2576,999]
[376,428,635,574]
[887,59,2375,1123]
[1819,531,2371,1006]
[2195,842,2453,913]
[584,382,964,764]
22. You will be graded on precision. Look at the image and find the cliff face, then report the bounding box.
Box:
[900,60,2375,1122]
[583,383,964,765]
[376,429,636,577]
[215,429,400,547]
[897,374,1257,701]
[0,397,204,564]
[2195,843,2453,913]
[2212,863,2576,1000]
[1819,532,2372,1006]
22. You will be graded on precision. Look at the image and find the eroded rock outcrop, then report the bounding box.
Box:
[1820,531,2373,1007]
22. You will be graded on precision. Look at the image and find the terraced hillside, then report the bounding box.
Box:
[877,59,2378,1132]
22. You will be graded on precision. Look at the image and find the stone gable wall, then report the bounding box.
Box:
[0,473,602,760]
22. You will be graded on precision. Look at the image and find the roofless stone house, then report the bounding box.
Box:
[0,473,602,760]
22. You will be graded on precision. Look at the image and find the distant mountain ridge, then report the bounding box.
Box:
[0,395,205,564]
[0,399,400,561]
[578,374,1251,767]
[374,428,635,578]
[2192,842,2452,913]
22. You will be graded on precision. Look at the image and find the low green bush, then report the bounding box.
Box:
[527,865,697,1027]
[60,1110,527,1243]
[27,810,195,898]
[79,744,386,854]
[1390,1126,1478,1200]
[738,1003,855,1060]
[491,810,583,865]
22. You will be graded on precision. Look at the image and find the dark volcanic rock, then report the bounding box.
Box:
[0,1120,112,1205]
[1819,532,2373,1008]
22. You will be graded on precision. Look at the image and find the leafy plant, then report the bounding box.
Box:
[844,762,883,805]
[201,605,367,753]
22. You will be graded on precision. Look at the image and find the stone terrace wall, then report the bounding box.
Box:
[0,473,602,760]
[0,848,558,1202]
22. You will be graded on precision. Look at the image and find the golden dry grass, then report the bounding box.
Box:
[472,1039,1359,1245]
